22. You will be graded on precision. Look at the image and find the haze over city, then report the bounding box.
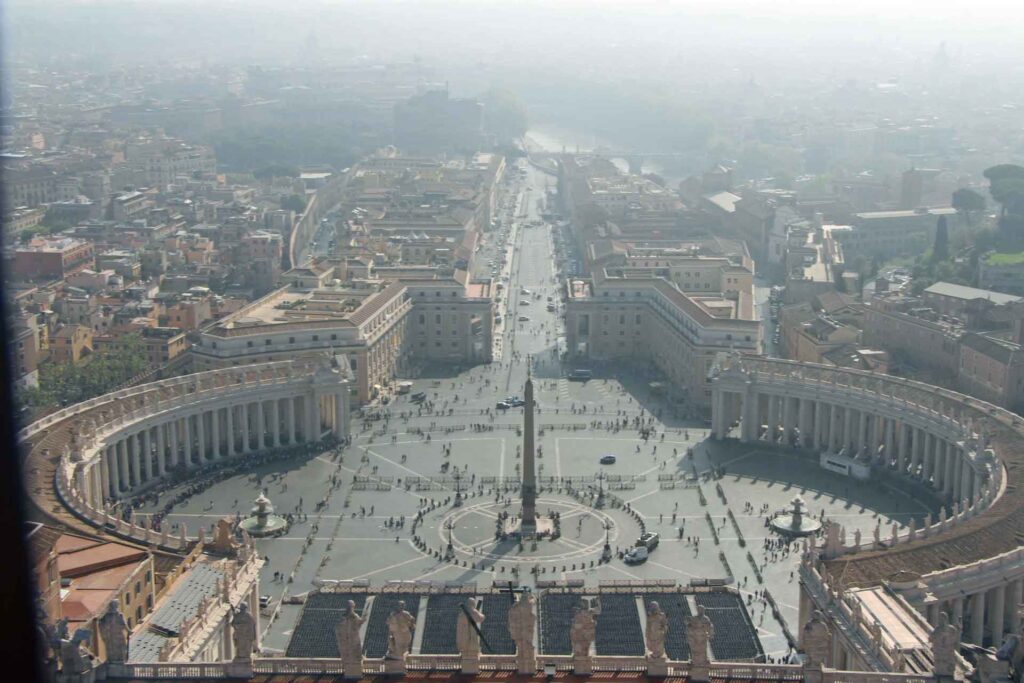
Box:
[3,2,1024,683]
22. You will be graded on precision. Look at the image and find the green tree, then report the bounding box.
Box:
[951,188,986,225]
[984,164,1024,220]
[932,215,950,262]
[20,333,149,409]
[280,194,307,213]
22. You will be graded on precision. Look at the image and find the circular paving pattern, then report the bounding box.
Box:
[420,496,639,565]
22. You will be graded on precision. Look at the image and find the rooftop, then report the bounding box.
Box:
[923,281,1023,306]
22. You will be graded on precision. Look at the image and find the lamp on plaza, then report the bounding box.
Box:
[452,469,464,508]
[602,521,613,562]
[594,471,607,509]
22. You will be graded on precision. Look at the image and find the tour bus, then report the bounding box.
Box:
[568,369,593,382]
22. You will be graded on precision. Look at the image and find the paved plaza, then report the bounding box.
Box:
[138,166,937,659]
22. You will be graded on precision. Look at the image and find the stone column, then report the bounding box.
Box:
[857,410,867,454]
[196,411,206,462]
[100,451,111,501]
[944,443,956,496]
[334,391,347,439]
[952,454,963,501]
[898,423,909,473]
[962,467,973,505]
[970,592,985,645]
[117,440,129,492]
[170,418,179,470]
[814,402,825,450]
[712,388,726,439]
[288,398,297,444]
[256,401,266,450]
[952,597,964,630]
[933,439,944,491]
[922,433,934,482]
[211,407,220,459]
[910,428,921,475]
[157,424,166,476]
[1009,580,1024,634]
[129,434,141,488]
[142,429,152,483]
[227,405,236,456]
[767,395,779,443]
[239,404,250,454]
[183,413,193,467]
[741,390,759,443]
[271,400,281,447]
[313,395,323,442]
[989,585,1006,644]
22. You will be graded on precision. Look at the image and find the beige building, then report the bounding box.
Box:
[191,277,493,403]
[861,292,962,380]
[565,273,761,410]
[958,332,1024,411]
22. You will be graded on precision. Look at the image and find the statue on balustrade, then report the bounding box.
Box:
[231,602,257,662]
[386,601,415,660]
[801,610,831,669]
[60,627,95,675]
[456,597,486,660]
[98,600,129,665]
[646,601,669,660]
[685,604,714,667]
[508,592,536,673]
[571,601,597,674]
[930,612,960,681]
[336,600,366,674]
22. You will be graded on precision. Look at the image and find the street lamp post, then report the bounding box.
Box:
[445,520,455,560]
[603,521,613,562]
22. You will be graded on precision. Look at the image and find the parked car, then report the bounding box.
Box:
[496,401,511,410]
[600,454,617,465]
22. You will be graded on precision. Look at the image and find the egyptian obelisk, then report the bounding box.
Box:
[520,367,537,532]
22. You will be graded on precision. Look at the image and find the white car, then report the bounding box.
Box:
[624,546,649,564]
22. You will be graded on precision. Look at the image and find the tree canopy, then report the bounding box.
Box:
[19,333,149,410]
[951,187,985,215]
[280,194,307,213]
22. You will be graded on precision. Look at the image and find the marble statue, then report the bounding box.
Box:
[646,601,669,660]
[231,602,257,662]
[386,601,415,660]
[98,600,129,664]
[456,597,486,659]
[570,601,598,674]
[60,627,94,675]
[802,610,832,668]
[335,600,366,673]
[508,592,536,673]
[930,612,960,680]
[685,605,714,667]
[570,602,597,659]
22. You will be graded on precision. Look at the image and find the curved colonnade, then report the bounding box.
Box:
[709,355,1024,652]
[27,359,350,550]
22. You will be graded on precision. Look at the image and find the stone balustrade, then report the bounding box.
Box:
[104,657,938,681]
[30,358,351,546]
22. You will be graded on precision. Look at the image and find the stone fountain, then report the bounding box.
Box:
[769,495,822,537]
[238,491,289,537]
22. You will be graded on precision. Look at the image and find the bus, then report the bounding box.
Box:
[568,369,593,382]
